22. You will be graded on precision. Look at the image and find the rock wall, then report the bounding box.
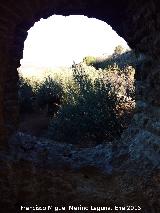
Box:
[0,0,160,211]
[0,132,159,212]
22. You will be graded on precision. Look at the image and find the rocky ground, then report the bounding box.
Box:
[0,123,160,212]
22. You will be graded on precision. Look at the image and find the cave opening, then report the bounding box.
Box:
[17,15,138,147]
[1,1,160,211]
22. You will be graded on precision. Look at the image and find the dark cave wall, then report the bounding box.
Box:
[0,0,160,146]
[0,1,160,211]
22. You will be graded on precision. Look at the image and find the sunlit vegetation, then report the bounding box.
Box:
[18,47,137,145]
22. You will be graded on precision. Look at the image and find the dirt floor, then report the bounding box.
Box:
[19,110,49,137]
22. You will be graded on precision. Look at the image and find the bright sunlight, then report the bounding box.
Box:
[20,15,129,77]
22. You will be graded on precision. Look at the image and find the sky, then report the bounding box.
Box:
[20,15,129,70]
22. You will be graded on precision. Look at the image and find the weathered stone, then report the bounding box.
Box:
[0,0,160,211]
[0,131,158,211]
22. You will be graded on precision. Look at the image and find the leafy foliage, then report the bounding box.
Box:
[48,63,125,144]
[113,45,125,56]
[18,51,136,145]
[83,56,97,66]
[35,76,64,110]
[18,76,34,113]
[91,49,145,70]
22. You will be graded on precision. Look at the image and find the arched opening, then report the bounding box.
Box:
[17,15,137,147]
[0,1,159,211]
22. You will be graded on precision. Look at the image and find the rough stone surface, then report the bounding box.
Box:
[8,132,113,172]
[0,0,160,212]
[0,132,159,212]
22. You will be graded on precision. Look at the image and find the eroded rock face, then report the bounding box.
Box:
[0,132,159,212]
[0,0,160,212]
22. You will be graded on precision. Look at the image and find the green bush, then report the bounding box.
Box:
[83,56,97,66]
[18,75,64,114]
[18,76,34,113]
[18,56,135,144]
[92,49,144,70]
[48,63,123,144]
[35,76,64,110]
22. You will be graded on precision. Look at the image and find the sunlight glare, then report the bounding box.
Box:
[20,15,129,73]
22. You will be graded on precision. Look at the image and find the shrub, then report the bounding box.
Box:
[18,76,34,113]
[83,56,97,66]
[48,63,123,144]
[35,76,64,110]
[92,49,144,70]
[18,57,135,144]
